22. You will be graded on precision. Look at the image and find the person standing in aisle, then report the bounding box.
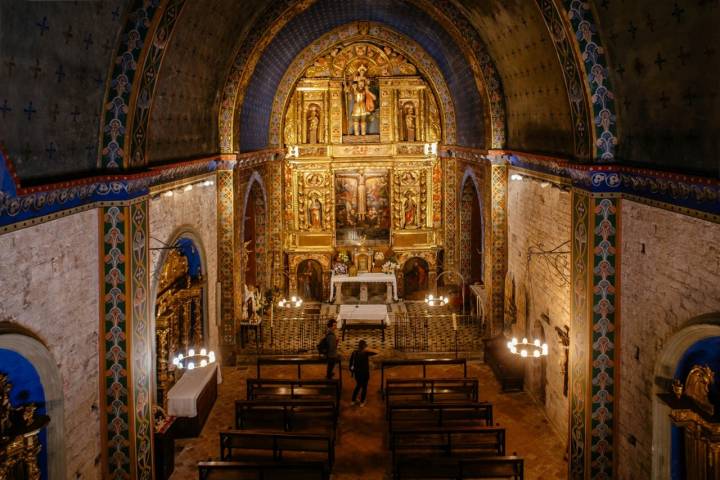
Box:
[349,339,378,406]
[324,319,339,379]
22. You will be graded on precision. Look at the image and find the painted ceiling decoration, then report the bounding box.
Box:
[218,0,319,154]
[535,0,592,161]
[563,0,617,163]
[99,0,164,169]
[268,22,458,147]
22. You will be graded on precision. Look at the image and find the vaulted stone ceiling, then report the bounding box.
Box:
[0,0,717,182]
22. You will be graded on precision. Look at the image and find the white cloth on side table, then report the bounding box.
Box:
[167,363,222,417]
[329,272,398,301]
[337,304,391,328]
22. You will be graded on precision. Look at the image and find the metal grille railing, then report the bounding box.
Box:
[393,314,484,353]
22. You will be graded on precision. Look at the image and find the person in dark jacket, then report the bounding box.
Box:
[350,339,378,406]
[325,319,339,379]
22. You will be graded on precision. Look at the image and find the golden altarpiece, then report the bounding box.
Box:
[154,250,204,409]
[281,40,444,299]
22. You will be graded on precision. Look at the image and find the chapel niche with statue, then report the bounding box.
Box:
[283,37,443,300]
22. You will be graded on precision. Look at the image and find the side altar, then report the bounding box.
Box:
[279,36,443,300]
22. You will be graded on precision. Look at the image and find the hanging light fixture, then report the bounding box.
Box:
[278,295,303,308]
[507,337,548,358]
[424,293,449,306]
[172,347,216,370]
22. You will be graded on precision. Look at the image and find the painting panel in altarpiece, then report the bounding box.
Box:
[335,171,390,245]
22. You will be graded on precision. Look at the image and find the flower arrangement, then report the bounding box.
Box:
[336,250,350,264]
[333,262,348,275]
[382,260,400,274]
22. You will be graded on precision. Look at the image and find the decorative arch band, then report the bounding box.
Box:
[267,22,457,147]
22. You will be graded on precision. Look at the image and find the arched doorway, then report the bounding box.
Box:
[154,236,205,410]
[652,318,720,479]
[242,177,268,290]
[297,259,323,302]
[402,257,429,300]
[0,329,63,480]
[459,173,483,286]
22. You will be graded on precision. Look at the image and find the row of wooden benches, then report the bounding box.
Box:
[383,378,524,480]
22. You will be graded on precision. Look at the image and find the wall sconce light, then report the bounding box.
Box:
[510,174,524,181]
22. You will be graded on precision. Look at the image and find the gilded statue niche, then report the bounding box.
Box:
[155,249,204,410]
[282,38,443,148]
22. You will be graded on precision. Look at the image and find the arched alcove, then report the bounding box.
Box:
[402,257,429,300]
[241,175,268,292]
[152,232,208,409]
[297,259,324,302]
[459,171,483,287]
[652,316,720,479]
[0,329,64,479]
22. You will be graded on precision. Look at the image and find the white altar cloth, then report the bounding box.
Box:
[329,272,398,301]
[337,304,391,327]
[168,363,222,417]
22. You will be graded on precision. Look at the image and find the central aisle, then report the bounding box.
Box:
[170,362,566,479]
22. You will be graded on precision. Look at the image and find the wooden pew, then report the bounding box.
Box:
[458,456,524,479]
[219,430,335,468]
[246,378,341,414]
[390,425,506,463]
[387,402,493,431]
[385,378,479,413]
[256,356,342,384]
[380,358,468,397]
[198,460,329,480]
[393,456,524,479]
[235,399,337,433]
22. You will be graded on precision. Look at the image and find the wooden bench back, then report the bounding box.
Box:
[393,456,523,480]
[385,378,479,408]
[198,460,329,480]
[234,399,337,432]
[458,456,524,479]
[388,402,493,429]
[246,378,341,406]
[390,425,506,458]
[219,430,335,467]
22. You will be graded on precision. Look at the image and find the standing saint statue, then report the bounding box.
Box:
[346,65,376,136]
[308,195,323,229]
[404,103,416,142]
[307,106,320,144]
[403,191,417,228]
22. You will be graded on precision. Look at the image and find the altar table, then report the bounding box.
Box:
[330,273,398,304]
[337,304,391,341]
[167,363,222,437]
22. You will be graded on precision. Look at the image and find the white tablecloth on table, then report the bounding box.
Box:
[329,273,398,301]
[337,304,391,327]
[167,363,221,417]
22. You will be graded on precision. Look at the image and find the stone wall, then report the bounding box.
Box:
[617,200,720,479]
[149,178,219,355]
[506,172,571,440]
[0,209,100,479]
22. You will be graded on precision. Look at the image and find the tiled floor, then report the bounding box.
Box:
[169,361,567,479]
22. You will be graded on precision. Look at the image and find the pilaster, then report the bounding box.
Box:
[216,168,236,347]
[569,191,621,480]
[98,199,153,480]
[490,163,507,336]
